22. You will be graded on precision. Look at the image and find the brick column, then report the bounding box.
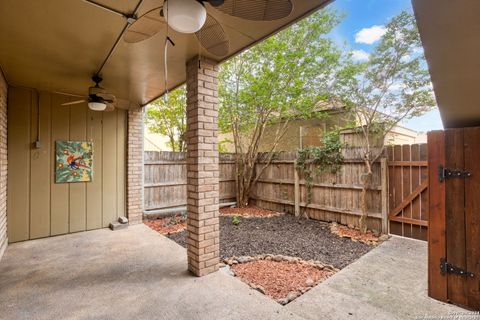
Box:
[185,56,220,276]
[127,108,144,225]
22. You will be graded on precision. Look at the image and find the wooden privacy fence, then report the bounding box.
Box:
[250,148,388,233]
[144,145,429,240]
[144,151,236,214]
[386,144,428,241]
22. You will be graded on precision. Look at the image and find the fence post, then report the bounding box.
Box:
[381,157,389,234]
[294,160,300,217]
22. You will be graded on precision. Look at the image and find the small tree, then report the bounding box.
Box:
[334,11,436,233]
[145,86,187,152]
[219,9,343,207]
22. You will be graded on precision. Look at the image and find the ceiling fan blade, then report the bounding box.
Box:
[105,103,116,112]
[54,91,86,98]
[61,100,87,106]
[196,14,229,57]
[97,93,116,101]
[213,0,293,21]
[124,7,164,43]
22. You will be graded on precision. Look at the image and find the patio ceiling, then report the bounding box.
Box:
[0,0,331,108]
[412,0,480,128]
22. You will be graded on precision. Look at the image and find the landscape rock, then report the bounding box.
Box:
[286,291,300,301]
[305,277,315,286]
[379,234,389,241]
[250,284,265,294]
[237,256,252,263]
[273,255,283,262]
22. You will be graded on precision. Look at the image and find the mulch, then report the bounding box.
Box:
[143,206,279,235]
[166,214,374,269]
[155,209,376,305]
[231,260,332,302]
[219,206,283,218]
[143,215,186,235]
[330,223,380,245]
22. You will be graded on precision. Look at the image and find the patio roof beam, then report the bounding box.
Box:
[93,0,144,76]
[82,0,129,19]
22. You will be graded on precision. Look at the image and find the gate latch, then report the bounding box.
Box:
[440,258,475,278]
[438,165,472,182]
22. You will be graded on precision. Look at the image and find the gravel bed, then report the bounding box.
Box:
[167,214,373,269]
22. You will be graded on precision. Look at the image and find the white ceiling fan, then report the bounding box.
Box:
[121,0,294,57]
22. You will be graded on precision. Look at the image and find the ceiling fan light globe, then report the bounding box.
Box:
[88,101,107,111]
[165,0,207,34]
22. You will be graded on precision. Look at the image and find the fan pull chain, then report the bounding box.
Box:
[198,23,202,69]
[164,1,170,108]
[89,116,94,142]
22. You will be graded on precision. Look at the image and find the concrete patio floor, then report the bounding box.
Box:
[286,236,468,320]
[0,224,469,320]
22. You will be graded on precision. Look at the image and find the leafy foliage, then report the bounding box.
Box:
[296,131,344,213]
[334,11,436,152]
[145,86,187,152]
[333,11,436,233]
[219,8,344,207]
[232,215,241,226]
[296,131,344,175]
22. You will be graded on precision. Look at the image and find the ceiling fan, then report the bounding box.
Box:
[122,0,294,57]
[60,75,117,111]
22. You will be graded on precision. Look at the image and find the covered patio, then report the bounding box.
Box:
[0,224,462,319]
[0,0,331,276]
[1,0,480,318]
[0,225,299,319]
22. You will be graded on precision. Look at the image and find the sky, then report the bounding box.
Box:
[327,0,443,132]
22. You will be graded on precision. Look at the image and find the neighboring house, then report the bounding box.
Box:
[144,132,172,152]
[219,102,424,152]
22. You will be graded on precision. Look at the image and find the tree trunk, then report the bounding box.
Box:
[235,156,247,208]
[235,154,257,208]
[169,136,176,152]
[235,175,250,207]
[359,161,373,234]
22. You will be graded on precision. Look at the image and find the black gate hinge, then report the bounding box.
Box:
[438,165,472,182]
[440,258,475,278]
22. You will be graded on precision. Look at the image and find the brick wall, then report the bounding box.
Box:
[0,70,7,260]
[127,108,144,224]
[185,57,220,276]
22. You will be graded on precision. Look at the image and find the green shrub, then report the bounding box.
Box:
[232,215,241,226]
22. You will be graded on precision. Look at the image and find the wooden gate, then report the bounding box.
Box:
[387,144,428,241]
[428,129,480,310]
